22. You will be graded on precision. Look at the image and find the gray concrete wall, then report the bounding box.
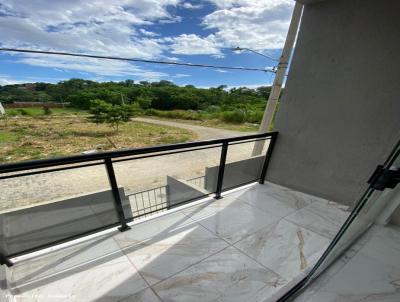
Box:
[0,188,132,256]
[205,156,264,192]
[267,0,400,205]
[166,176,209,208]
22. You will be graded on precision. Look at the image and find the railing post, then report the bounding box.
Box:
[259,133,278,184]
[215,142,228,199]
[0,253,12,267]
[104,158,131,232]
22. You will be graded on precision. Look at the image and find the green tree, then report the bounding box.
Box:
[136,95,152,109]
[88,99,135,132]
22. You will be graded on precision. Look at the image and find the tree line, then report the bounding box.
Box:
[0,78,274,123]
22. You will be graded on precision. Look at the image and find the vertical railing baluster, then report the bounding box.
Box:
[104,158,131,232]
[259,133,278,184]
[215,141,229,199]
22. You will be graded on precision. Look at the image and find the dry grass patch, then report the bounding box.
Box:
[0,117,196,163]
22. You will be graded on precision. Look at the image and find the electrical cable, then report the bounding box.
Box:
[0,48,275,73]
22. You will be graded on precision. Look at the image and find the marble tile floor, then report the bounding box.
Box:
[3,182,350,302]
[294,224,400,302]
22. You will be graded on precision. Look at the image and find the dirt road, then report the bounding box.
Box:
[1,119,263,211]
[132,117,246,140]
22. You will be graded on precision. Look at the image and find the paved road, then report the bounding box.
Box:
[1,119,263,212]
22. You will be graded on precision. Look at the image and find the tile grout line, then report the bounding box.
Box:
[150,244,233,289]
[282,216,336,240]
[178,208,233,245]
[281,201,349,240]
[113,235,165,302]
[112,188,346,300]
[147,211,233,288]
[111,211,230,300]
[179,197,339,282]
[179,206,288,280]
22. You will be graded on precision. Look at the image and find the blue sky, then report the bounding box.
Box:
[0,0,294,88]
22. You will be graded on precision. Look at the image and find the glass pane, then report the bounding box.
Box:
[305,142,400,283]
[221,138,270,191]
[0,162,128,257]
[113,145,221,218]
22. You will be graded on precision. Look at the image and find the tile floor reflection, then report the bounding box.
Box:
[4,182,349,302]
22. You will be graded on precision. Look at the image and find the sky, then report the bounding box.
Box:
[0,0,295,88]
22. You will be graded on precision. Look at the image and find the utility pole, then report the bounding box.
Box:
[252,2,303,156]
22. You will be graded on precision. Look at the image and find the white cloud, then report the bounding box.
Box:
[181,2,203,9]
[0,0,181,76]
[173,73,190,78]
[0,0,294,80]
[0,75,24,85]
[226,83,273,89]
[139,29,159,37]
[168,34,222,56]
[16,55,168,81]
[203,0,294,50]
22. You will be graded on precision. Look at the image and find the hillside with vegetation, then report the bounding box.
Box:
[0,79,273,124]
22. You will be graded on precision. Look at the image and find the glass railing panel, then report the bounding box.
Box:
[0,162,126,257]
[113,145,222,219]
[221,138,270,191]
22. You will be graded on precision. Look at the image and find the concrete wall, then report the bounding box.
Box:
[267,0,400,205]
[205,156,264,192]
[166,176,209,208]
[0,188,132,256]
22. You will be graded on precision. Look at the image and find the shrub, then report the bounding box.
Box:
[246,110,263,123]
[88,99,136,132]
[206,105,220,113]
[17,108,29,116]
[220,110,246,124]
[43,106,52,115]
[145,109,201,120]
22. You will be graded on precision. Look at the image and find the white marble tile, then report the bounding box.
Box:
[285,200,349,239]
[181,197,281,243]
[8,234,122,288]
[295,225,400,302]
[153,246,287,302]
[233,183,315,219]
[296,252,400,302]
[1,277,12,302]
[357,225,400,269]
[113,211,228,285]
[119,288,162,302]
[235,219,330,280]
[293,225,380,301]
[9,253,149,302]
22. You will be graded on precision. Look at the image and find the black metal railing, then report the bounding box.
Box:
[0,131,277,266]
[127,185,168,217]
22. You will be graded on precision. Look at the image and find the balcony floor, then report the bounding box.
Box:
[295,224,400,301]
[4,182,349,302]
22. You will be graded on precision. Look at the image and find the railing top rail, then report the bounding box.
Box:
[0,131,278,174]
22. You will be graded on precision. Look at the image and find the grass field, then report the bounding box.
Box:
[0,106,261,163]
[4,107,261,131]
[0,116,196,163]
[143,109,260,132]
[148,116,260,132]
[5,107,87,117]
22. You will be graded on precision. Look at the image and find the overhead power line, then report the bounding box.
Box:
[0,48,275,73]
